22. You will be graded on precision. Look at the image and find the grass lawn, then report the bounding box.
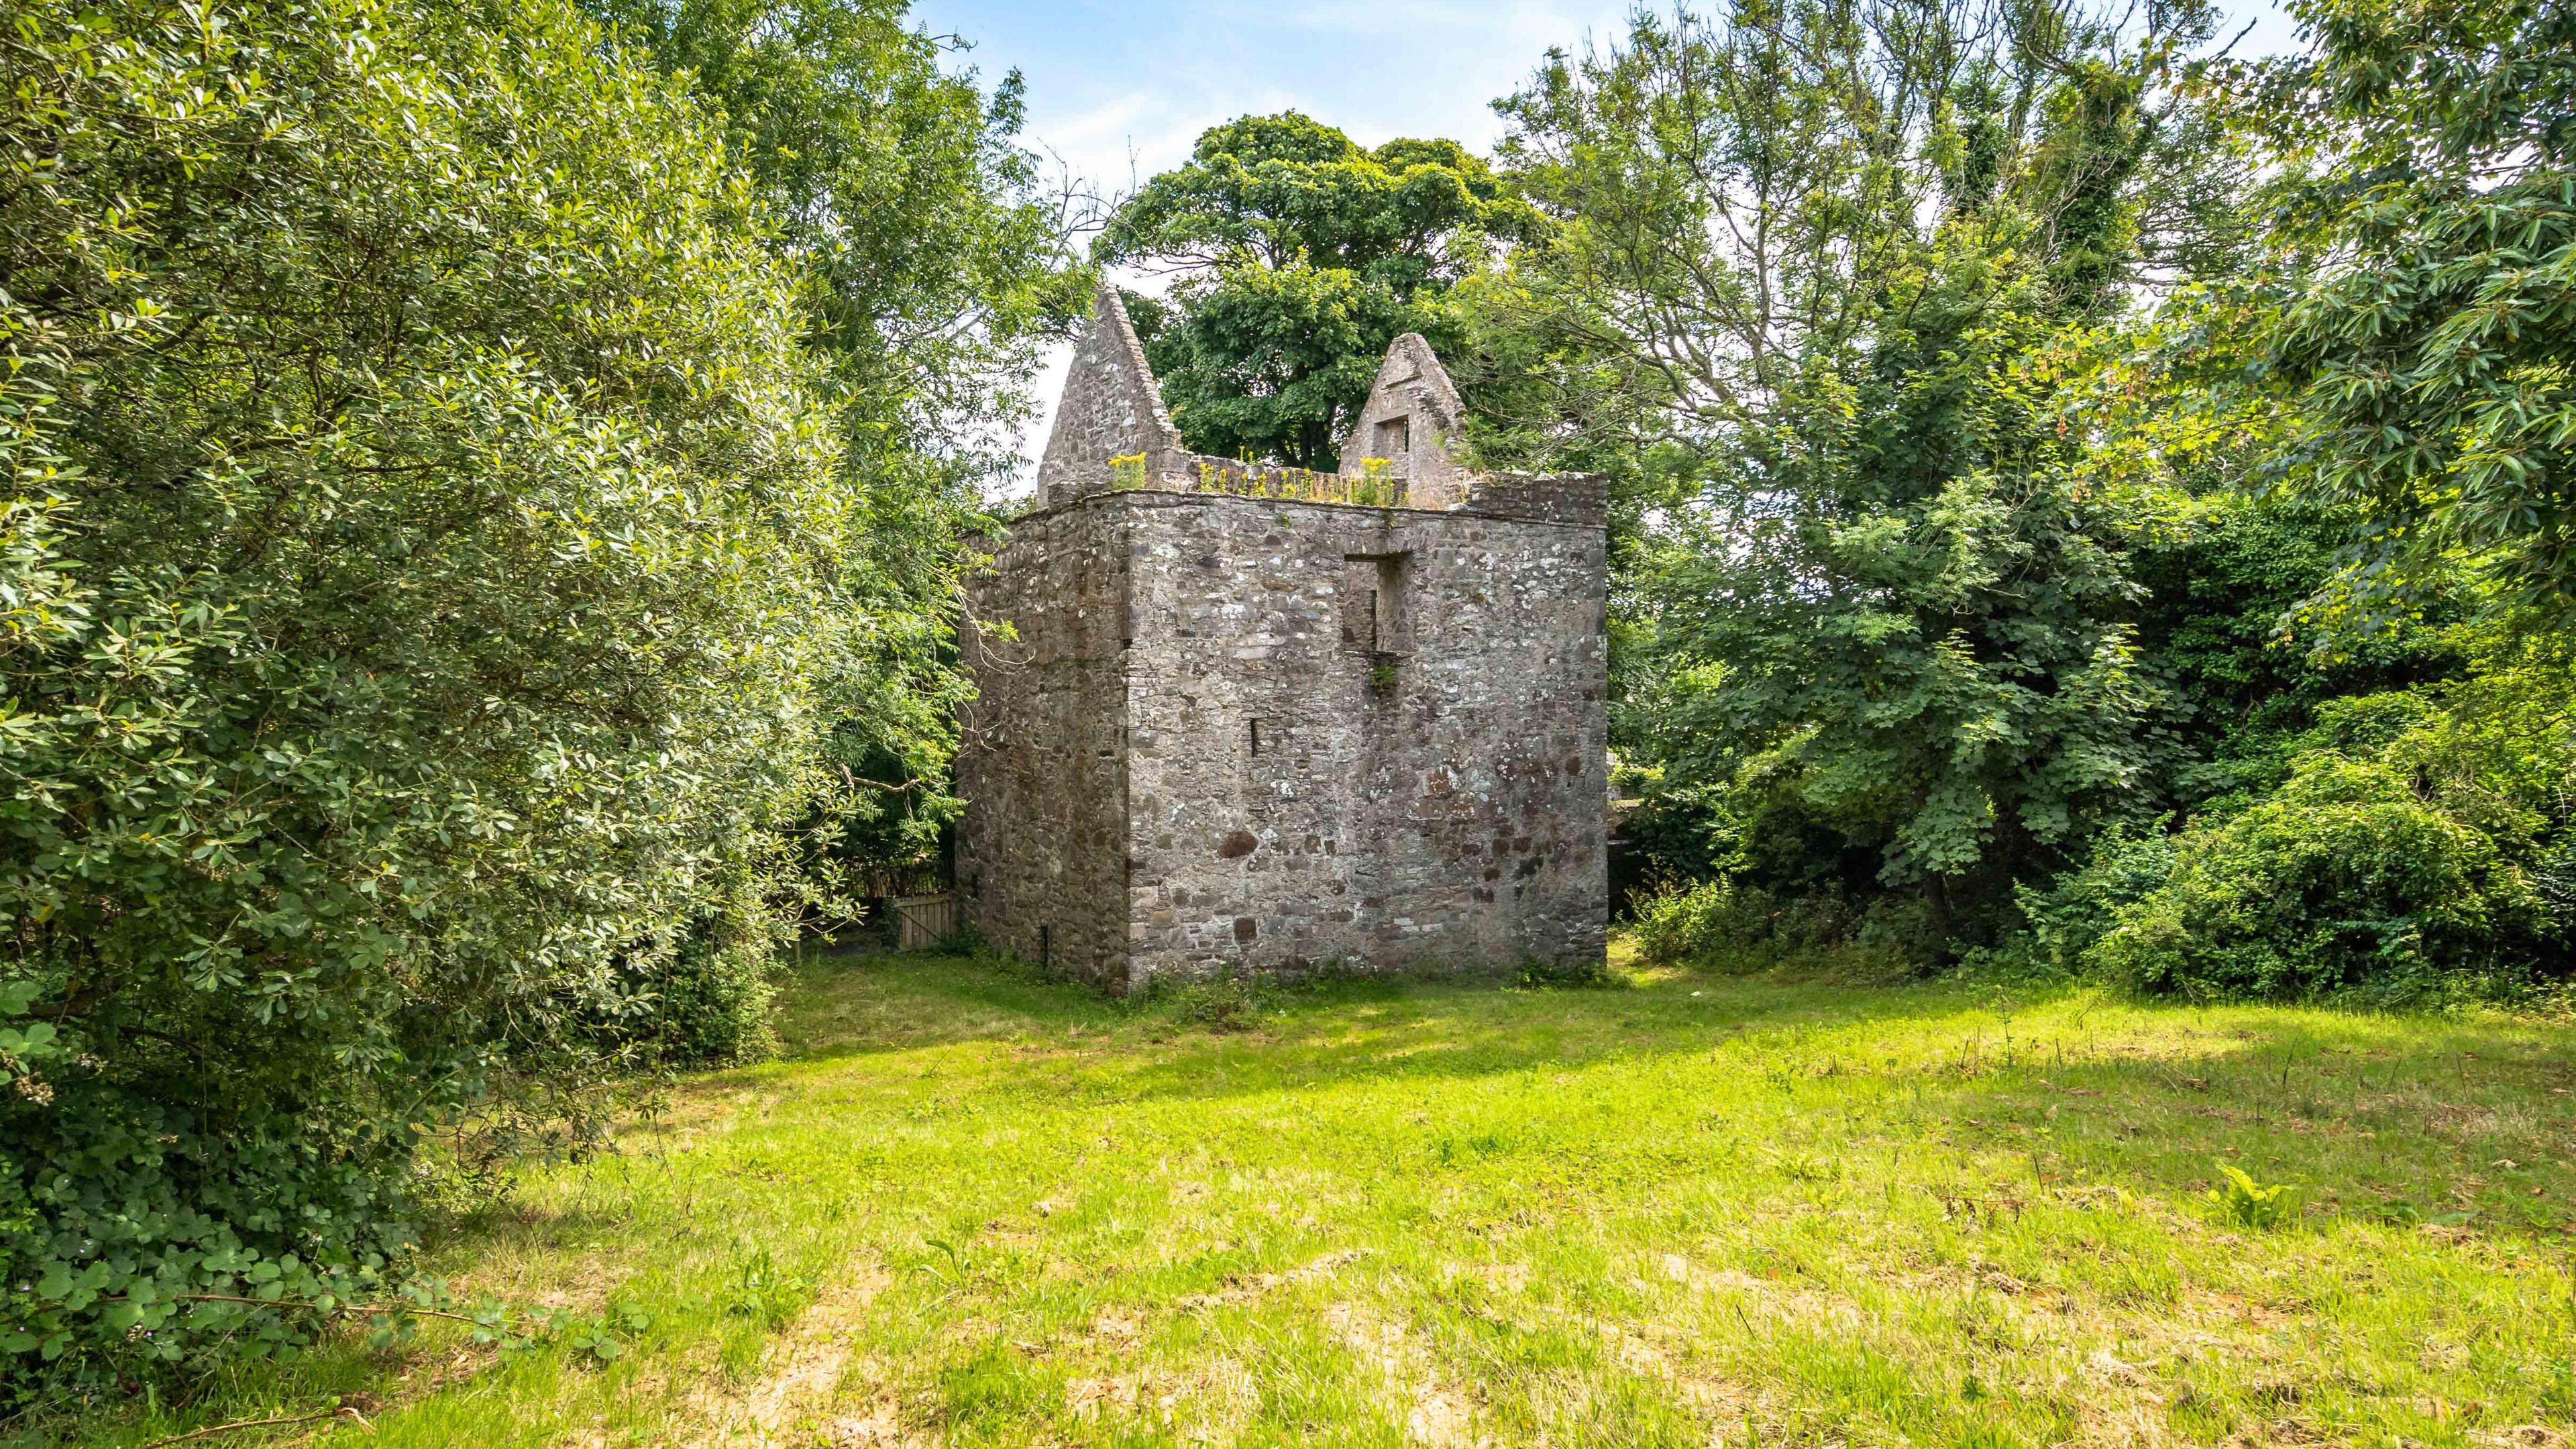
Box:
[80,947,2576,1448]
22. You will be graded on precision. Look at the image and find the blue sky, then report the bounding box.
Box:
[918,0,2309,199]
[915,1,1652,199]
[916,0,2309,480]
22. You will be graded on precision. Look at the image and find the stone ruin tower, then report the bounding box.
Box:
[955,286,1609,990]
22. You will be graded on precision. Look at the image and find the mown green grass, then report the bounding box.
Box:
[77,948,2576,1447]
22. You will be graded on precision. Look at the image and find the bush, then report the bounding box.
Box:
[1517,956,1610,988]
[2015,822,2182,973]
[0,0,857,1401]
[602,920,781,1069]
[1631,880,1858,967]
[1632,881,1750,965]
[1611,777,1735,894]
[2086,756,2552,999]
[2020,625,2576,1002]
[1173,972,1266,1032]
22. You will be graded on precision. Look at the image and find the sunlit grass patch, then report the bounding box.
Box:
[64,947,2576,1448]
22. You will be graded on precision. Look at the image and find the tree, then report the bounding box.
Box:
[0,0,872,1394]
[1493,0,2236,938]
[1097,113,1537,468]
[2257,0,2576,616]
[586,0,1093,891]
[1991,0,2576,999]
[2079,627,2575,1001]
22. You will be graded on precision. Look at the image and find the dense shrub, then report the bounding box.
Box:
[2085,757,2551,998]
[602,921,782,1068]
[2013,822,2180,974]
[1633,881,1750,966]
[0,0,863,1401]
[2123,497,2466,810]
[1631,879,1861,967]
[2057,631,2576,1000]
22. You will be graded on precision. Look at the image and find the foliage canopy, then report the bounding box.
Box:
[1097,113,1537,468]
[586,0,1093,883]
[0,0,1064,1401]
[1598,0,2576,991]
[2260,0,2576,614]
[1491,0,2233,934]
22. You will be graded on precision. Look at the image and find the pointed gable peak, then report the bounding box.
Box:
[1368,333,1462,429]
[1336,333,1471,504]
[1090,284,1164,386]
[1034,284,1183,507]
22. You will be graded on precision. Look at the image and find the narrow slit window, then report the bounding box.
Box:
[1341,551,1411,654]
[1340,557,1380,650]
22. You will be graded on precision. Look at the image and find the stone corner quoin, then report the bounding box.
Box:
[957,284,1611,991]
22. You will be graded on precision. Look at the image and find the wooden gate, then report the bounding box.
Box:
[891,892,959,951]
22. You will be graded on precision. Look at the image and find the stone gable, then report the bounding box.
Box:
[1335,332,1472,507]
[1033,284,1184,510]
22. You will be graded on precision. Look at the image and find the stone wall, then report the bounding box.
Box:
[967,488,1609,987]
[1462,471,1611,529]
[955,503,1132,986]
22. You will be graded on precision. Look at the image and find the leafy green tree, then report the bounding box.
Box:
[1494,0,2237,938]
[2125,496,2468,806]
[0,0,874,1395]
[1970,0,2576,997]
[586,0,1092,889]
[590,0,1087,470]
[1097,113,1537,467]
[2258,0,2576,616]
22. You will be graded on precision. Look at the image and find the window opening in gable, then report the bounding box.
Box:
[1373,415,1411,474]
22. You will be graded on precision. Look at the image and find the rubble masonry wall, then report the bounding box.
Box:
[960,488,1608,987]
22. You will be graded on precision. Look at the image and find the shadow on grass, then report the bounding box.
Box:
[768,945,1126,1060]
[1913,1002,2576,1236]
[50,950,2575,1449]
[770,946,1971,1080]
[767,946,2576,1238]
